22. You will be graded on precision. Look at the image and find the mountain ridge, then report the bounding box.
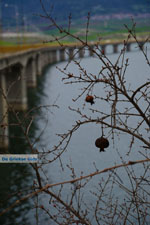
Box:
[2,0,150,31]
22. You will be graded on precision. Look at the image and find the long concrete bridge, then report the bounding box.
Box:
[0,40,146,149]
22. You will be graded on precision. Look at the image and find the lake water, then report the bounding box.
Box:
[1,45,150,224]
[34,47,150,224]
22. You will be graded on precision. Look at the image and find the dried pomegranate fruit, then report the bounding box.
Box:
[85,95,95,105]
[95,136,109,152]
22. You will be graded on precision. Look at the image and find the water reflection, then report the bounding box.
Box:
[0,164,32,225]
[0,72,48,225]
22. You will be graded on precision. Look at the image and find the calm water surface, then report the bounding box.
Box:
[35,48,150,223]
[38,49,150,172]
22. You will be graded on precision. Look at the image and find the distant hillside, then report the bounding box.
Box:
[2,0,150,31]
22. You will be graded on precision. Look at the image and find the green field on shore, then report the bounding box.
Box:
[0,20,149,54]
[0,30,149,47]
[1,15,150,48]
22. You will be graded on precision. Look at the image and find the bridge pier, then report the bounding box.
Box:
[138,42,144,51]
[0,74,9,149]
[126,43,131,52]
[45,51,53,65]
[40,53,48,68]
[26,58,37,88]
[48,52,53,64]
[42,53,48,67]
[60,48,65,61]
[51,50,57,64]
[113,44,118,54]
[101,45,106,55]
[36,53,42,75]
[79,48,84,58]
[68,48,74,60]
[5,65,28,111]
[89,46,94,56]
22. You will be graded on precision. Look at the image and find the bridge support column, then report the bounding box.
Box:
[126,43,131,52]
[42,54,48,67]
[6,65,28,110]
[0,73,9,150]
[51,50,57,64]
[79,48,84,58]
[69,48,74,60]
[40,53,47,68]
[89,46,94,56]
[36,54,42,76]
[26,58,37,88]
[113,44,118,54]
[59,49,65,61]
[138,42,144,51]
[101,45,106,55]
[47,52,53,64]
[45,52,52,65]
